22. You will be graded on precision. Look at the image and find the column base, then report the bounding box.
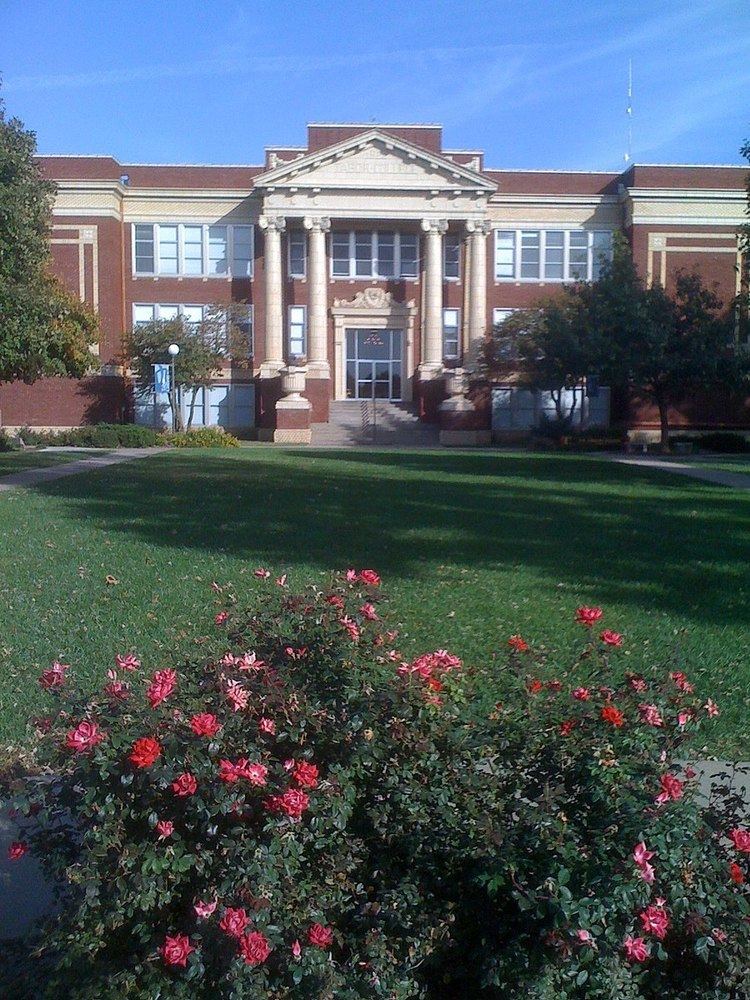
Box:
[306,360,331,380]
[417,362,444,381]
[259,360,285,379]
[439,396,491,446]
[274,397,312,444]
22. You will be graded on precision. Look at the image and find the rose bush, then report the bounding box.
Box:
[4,577,750,999]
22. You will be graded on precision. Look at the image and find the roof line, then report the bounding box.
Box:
[308,121,442,128]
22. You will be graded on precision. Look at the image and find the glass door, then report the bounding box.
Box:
[345,329,402,400]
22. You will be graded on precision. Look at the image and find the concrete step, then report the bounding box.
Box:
[312,400,440,447]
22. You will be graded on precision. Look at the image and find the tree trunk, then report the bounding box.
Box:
[187,387,198,430]
[551,388,563,420]
[657,397,670,452]
[169,385,184,432]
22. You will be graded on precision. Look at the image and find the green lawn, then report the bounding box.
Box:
[0,450,97,477]
[1,448,748,754]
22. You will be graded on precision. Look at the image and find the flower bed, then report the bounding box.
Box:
[4,572,750,998]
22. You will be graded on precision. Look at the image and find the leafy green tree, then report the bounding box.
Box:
[0,97,99,382]
[127,305,252,431]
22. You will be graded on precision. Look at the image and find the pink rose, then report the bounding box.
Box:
[190,713,221,737]
[639,902,670,940]
[214,610,229,626]
[730,828,750,853]
[156,819,174,840]
[171,772,197,797]
[258,717,276,735]
[345,568,358,582]
[670,671,694,693]
[253,567,271,579]
[220,906,250,938]
[655,773,684,805]
[638,703,664,728]
[572,687,591,701]
[115,653,140,671]
[704,698,720,718]
[39,660,69,689]
[600,630,623,647]
[291,938,302,958]
[360,602,379,621]
[147,669,177,709]
[358,569,381,587]
[194,898,218,918]
[623,935,650,963]
[225,680,248,712]
[575,606,603,628]
[160,933,195,967]
[65,720,105,753]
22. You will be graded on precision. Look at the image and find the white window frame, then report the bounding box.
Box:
[443,233,461,280]
[442,308,460,360]
[287,230,307,278]
[329,230,420,280]
[133,302,209,326]
[287,304,307,358]
[492,307,519,327]
[494,228,613,283]
[132,224,254,279]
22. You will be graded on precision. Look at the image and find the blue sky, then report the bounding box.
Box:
[2,0,749,170]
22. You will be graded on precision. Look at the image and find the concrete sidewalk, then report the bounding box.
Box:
[608,455,750,490]
[0,448,168,492]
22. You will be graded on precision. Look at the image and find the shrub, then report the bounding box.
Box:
[18,423,164,449]
[0,429,23,452]
[694,432,750,454]
[166,427,240,448]
[5,577,750,999]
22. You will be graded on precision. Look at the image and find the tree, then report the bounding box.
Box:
[127,305,252,431]
[0,97,99,382]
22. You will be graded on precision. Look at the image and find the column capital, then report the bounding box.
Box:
[259,215,287,233]
[421,218,449,234]
[303,216,331,233]
[465,219,492,236]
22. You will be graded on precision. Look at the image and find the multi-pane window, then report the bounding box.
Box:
[288,231,306,278]
[330,231,420,279]
[133,224,254,277]
[494,229,613,281]
[444,234,461,279]
[288,305,307,357]
[132,303,254,357]
[443,308,460,360]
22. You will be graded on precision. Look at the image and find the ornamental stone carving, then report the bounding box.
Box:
[421,218,449,234]
[333,287,406,310]
[258,215,287,232]
[303,216,331,232]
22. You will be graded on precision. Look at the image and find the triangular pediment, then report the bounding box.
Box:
[253,130,495,193]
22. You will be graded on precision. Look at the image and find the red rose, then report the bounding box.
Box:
[147,669,177,709]
[219,906,250,938]
[156,819,174,840]
[507,635,529,653]
[265,788,309,819]
[575,606,603,628]
[559,720,576,736]
[190,713,221,737]
[292,761,319,789]
[655,773,684,805]
[600,630,623,647]
[730,862,745,884]
[326,594,345,609]
[129,736,162,769]
[7,841,27,861]
[527,679,544,695]
[65,720,105,753]
[214,610,229,626]
[39,661,69,689]
[171,772,197,797]
[358,569,381,587]
[307,923,334,949]
[239,930,272,965]
[600,705,625,728]
[639,902,670,941]
[160,933,195,967]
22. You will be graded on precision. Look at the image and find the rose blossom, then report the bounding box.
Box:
[190,713,221,737]
[358,569,381,586]
[104,676,129,700]
[527,679,544,695]
[293,761,319,789]
[729,828,750,853]
[39,660,69,689]
[214,610,229,626]
[623,935,650,963]
[253,567,271,579]
[628,675,648,693]
[225,680,249,712]
[600,630,623,647]
[7,841,27,861]
[572,687,591,701]
[171,772,197,797]
[633,842,655,867]
[160,933,195,967]
[340,615,361,642]
[276,574,288,587]
[147,669,177,709]
[638,703,664,728]
[639,901,670,940]
[559,720,576,736]
[194,898,218,918]
[115,653,140,672]
[600,705,625,728]
[712,927,728,943]
[219,906,250,938]
[65,720,105,753]
[704,698,720,718]
[239,930,272,965]
[237,651,265,671]
[655,773,684,805]
[670,670,694,693]
[507,634,529,653]
[326,594,345,610]
[129,736,162,769]
[307,923,334,949]
[730,862,745,884]
[360,602,379,621]
[575,606,603,628]
[156,820,174,840]
[345,568,357,582]
[678,709,694,728]
[291,939,302,959]
[265,788,310,819]
[258,717,276,735]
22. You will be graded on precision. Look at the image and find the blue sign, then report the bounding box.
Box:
[153,364,171,394]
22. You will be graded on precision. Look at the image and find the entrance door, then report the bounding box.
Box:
[345,329,402,400]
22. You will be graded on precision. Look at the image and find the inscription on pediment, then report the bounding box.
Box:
[282,142,461,190]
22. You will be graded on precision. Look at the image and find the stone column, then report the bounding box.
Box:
[258,215,286,377]
[466,219,491,369]
[419,218,448,375]
[303,216,331,378]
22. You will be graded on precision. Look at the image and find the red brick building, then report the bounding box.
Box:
[1,122,746,441]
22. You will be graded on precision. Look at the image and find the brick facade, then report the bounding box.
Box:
[1,123,746,436]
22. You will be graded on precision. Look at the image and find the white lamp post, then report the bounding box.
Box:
[167,343,180,432]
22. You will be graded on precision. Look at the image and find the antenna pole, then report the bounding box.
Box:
[625,59,633,163]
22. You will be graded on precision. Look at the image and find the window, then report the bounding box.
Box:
[288,305,307,357]
[134,225,155,273]
[495,229,613,282]
[133,303,207,326]
[233,305,254,356]
[493,308,517,327]
[443,308,460,360]
[288,231,306,278]
[133,224,254,277]
[444,233,461,279]
[329,231,420,279]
